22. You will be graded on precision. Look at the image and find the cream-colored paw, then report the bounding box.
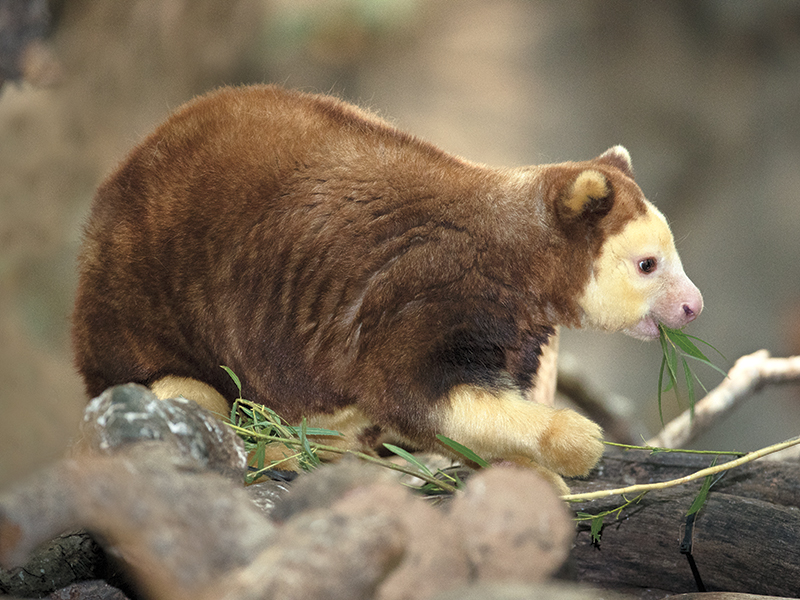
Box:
[538,409,604,477]
[150,376,231,417]
[440,384,604,478]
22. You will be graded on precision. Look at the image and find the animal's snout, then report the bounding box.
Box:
[682,303,697,320]
[677,286,703,326]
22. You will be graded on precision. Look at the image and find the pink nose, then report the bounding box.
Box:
[682,303,697,320]
[655,280,703,330]
[679,293,703,325]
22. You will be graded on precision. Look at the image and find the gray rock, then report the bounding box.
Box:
[430,581,635,600]
[80,383,247,479]
[270,456,395,523]
[448,466,574,583]
[0,444,276,598]
[211,499,407,600]
[666,594,798,600]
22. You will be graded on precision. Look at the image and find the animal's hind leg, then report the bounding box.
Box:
[150,375,305,472]
[150,376,232,417]
[437,384,604,488]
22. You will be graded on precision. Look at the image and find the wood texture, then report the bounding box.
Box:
[570,449,800,597]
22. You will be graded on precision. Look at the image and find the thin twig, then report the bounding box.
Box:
[603,441,746,457]
[562,435,800,502]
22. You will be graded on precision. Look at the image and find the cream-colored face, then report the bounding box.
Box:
[577,201,703,340]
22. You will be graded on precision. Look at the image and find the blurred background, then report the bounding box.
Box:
[2,0,799,486]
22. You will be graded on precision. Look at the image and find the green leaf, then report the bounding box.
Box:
[666,342,680,389]
[230,398,239,425]
[589,515,605,546]
[686,459,718,516]
[383,443,435,477]
[663,327,710,362]
[285,426,342,437]
[659,329,679,390]
[680,353,731,380]
[657,355,666,425]
[656,325,730,423]
[255,439,266,471]
[436,434,490,468]
[298,418,321,470]
[220,365,242,397]
[683,333,727,361]
[682,357,696,419]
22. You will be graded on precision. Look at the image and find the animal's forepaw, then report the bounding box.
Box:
[538,409,604,477]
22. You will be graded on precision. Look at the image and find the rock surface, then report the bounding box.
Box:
[0,384,582,600]
[448,466,574,583]
[430,581,634,600]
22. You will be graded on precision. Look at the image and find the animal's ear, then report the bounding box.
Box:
[560,169,613,220]
[596,145,634,179]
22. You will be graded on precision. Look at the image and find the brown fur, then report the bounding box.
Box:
[72,85,663,482]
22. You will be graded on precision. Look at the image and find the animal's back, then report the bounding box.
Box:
[72,85,531,433]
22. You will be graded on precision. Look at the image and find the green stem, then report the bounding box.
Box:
[239,432,460,494]
[603,441,746,457]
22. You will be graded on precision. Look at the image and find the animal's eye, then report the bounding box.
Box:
[638,257,658,274]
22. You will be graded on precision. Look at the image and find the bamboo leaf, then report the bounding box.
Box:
[656,325,728,422]
[255,439,266,471]
[230,398,240,425]
[383,443,435,477]
[298,418,321,470]
[589,515,604,544]
[220,365,242,397]
[285,426,342,437]
[684,333,727,361]
[436,434,490,468]
[659,329,680,390]
[666,341,680,389]
[682,357,696,419]
[686,459,718,516]
[692,371,709,396]
[686,477,711,516]
[681,353,731,379]
[663,327,710,362]
[575,511,604,544]
[657,355,666,425]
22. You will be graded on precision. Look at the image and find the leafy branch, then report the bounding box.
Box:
[657,325,728,424]
[575,492,647,545]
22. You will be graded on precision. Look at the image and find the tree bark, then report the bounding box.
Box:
[569,449,800,597]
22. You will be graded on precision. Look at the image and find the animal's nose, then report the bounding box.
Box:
[681,293,703,324]
[682,304,696,320]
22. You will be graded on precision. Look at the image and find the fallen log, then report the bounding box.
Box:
[569,449,800,597]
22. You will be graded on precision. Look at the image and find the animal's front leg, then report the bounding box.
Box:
[525,326,559,407]
[437,384,604,480]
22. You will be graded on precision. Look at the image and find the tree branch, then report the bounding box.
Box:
[647,350,800,449]
[562,434,800,502]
